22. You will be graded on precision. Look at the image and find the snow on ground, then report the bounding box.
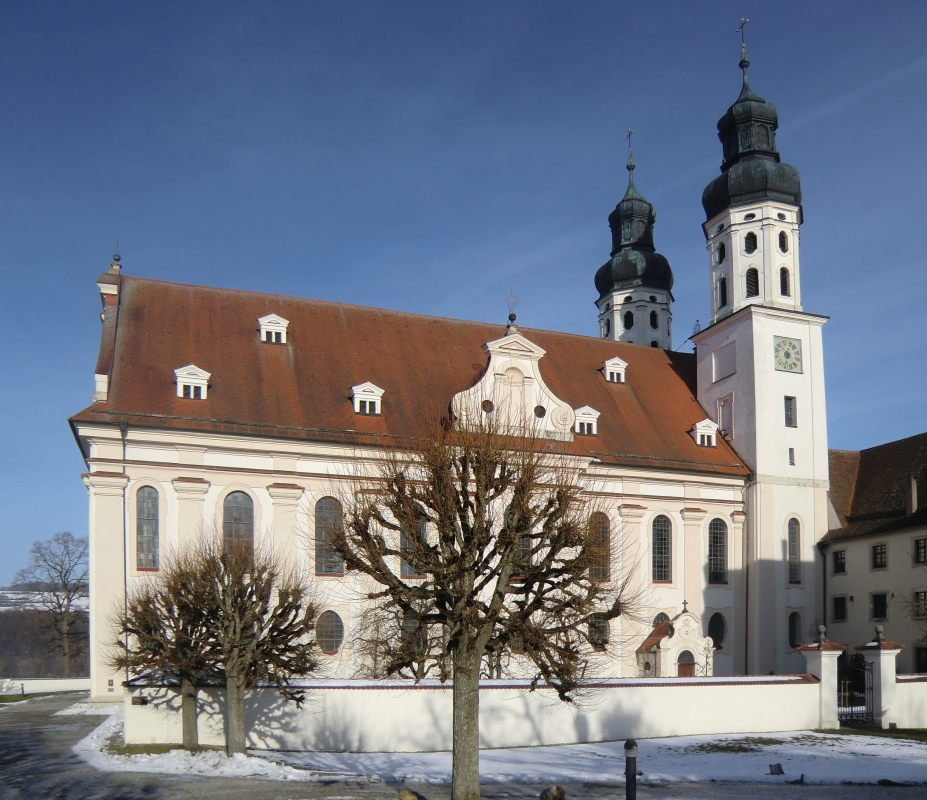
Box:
[71,701,927,786]
[55,700,119,716]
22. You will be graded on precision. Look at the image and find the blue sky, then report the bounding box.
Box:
[1,1,925,584]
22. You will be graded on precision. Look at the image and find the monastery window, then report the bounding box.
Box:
[788,612,801,648]
[871,543,887,570]
[745,268,760,297]
[916,646,927,673]
[623,311,634,330]
[223,492,254,558]
[707,519,727,583]
[717,242,726,265]
[652,515,672,582]
[650,310,659,329]
[718,276,728,308]
[780,267,791,296]
[871,592,888,621]
[707,613,726,648]
[912,590,927,619]
[174,365,210,400]
[588,512,610,581]
[744,232,758,254]
[832,596,847,622]
[352,382,384,415]
[136,486,159,570]
[258,314,289,344]
[317,610,345,655]
[787,518,801,583]
[588,614,609,651]
[778,231,789,253]
[789,447,796,466]
[915,538,927,565]
[315,497,344,576]
[400,520,427,579]
[784,396,797,428]
[833,549,846,574]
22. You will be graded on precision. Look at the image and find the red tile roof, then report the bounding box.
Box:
[70,276,749,476]
[822,432,927,544]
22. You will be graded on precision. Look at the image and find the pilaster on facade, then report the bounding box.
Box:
[172,477,210,549]
[267,482,305,560]
[680,508,708,614]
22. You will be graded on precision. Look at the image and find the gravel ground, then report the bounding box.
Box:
[0,694,924,800]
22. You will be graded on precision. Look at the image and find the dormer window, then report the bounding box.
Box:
[690,419,719,448]
[574,406,600,436]
[601,356,627,384]
[258,314,289,344]
[174,365,210,400]
[351,382,384,415]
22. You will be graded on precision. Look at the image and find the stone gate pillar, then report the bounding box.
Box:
[857,626,904,730]
[797,625,846,729]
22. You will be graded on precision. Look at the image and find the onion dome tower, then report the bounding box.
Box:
[594,148,674,349]
[701,52,804,324]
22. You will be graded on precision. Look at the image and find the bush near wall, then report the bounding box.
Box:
[0,609,89,678]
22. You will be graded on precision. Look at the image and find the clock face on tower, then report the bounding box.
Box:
[773,336,803,373]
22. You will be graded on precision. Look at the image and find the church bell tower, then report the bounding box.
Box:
[594,146,674,349]
[692,52,830,676]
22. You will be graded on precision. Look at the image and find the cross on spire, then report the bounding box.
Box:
[736,17,750,70]
[625,128,634,168]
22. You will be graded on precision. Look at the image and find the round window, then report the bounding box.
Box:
[481,400,494,414]
[317,610,345,655]
[534,405,546,418]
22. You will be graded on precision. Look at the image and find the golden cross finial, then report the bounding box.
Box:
[736,17,750,59]
[625,128,634,165]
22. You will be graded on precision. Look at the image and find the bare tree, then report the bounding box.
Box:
[197,540,320,755]
[14,533,88,678]
[110,550,217,749]
[330,413,641,800]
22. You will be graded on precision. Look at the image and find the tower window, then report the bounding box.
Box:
[745,268,759,297]
[778,231,789,253]
[718,277,728,308]
[784,396,797,427]
[756,125,770,149]
[789,447,796,465]
[788,612,801,648]
[623,311,633,330]
[744,232,758,254]
[787,518,801,583]
[708,613,726,648]
[717,242,726,264]
[780,267,791,297]
[649,310,659,329]
[650,341,659,348]
[603,318,610,338]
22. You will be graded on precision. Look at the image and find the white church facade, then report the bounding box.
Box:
[74,60,837,703]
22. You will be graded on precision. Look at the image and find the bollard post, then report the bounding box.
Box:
[21,683,24,697]
[624,738,638,800]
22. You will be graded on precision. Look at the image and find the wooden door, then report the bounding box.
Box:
[677,662,695,677]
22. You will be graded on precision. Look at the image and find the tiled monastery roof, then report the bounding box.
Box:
[822,432,927,544]
[70,275,750,476]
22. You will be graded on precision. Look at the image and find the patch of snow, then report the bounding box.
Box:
[55,701,120,716]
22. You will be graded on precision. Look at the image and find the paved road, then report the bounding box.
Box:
[0,694,923,800]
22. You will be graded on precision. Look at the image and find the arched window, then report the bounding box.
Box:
[787,518,801,584]
[603,318,610,338]
[623,311,634,330]
[315,497,344,576]
[653,612,670,627]
[136,486,159,570]
[708,613,726,648]
[652,515,672,582]
[401,520,427,578]
[708,518,727,583]
[649,310,659,329]
[588,512,610,581]
[778,231,789,253]
[780,267,791,297]
[744,232,758,254]
[588,615,609,651]
[317,610,345,654]
[788,611,801,648]
[223,491,254,557]
[650,341,659,348]
[718,277,728,308]
[745,268,760,297]
[677,649,695,677]
[717,242,726,265]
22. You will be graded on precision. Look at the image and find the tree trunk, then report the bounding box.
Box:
[226,674,247,755]
[180,675,199,750]
[61,616,72,678]
[451,646,482,800]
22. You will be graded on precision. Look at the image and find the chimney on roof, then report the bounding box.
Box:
[907,473,918,515]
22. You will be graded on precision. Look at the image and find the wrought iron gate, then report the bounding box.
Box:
[837,653,873,726]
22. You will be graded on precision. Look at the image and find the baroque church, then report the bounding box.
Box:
[73,58,837,702]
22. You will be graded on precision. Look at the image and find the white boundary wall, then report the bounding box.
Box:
[894,676,927,729]
[125,676,822,751]
[0,678,91,695]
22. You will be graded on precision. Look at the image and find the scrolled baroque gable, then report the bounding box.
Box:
[451,331,575,440]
